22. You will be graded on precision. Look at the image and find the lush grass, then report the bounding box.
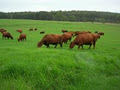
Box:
[0,19,120,90]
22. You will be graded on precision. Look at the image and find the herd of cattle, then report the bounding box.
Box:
[0,28,104,49]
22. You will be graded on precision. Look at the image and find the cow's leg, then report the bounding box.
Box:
[44,42,47,47]
[81,45,84,49]
[78,45,81,49]
[78,44,83,49]
[48,44,50,48]
[24,38,26,41]
[89,44,92,49]
[46,44,50,48]
[44,44,47,47]
[46,45,49,48]
[60,43,62,47]
[54,44,57,48]
[69,38,72,42]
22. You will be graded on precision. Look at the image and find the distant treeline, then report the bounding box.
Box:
[0,11,120,23]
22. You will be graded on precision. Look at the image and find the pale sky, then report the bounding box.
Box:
[0,0,120,13]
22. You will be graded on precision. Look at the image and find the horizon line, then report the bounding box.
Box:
[0,10,120,14]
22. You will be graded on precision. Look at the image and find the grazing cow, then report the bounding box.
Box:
[0,29,6,33]
[40,31,45,34]
[2,32,13,39]
[16,29,22,33]
[98,32,104,35]
[62,29,68,33]
[34,28,37,31]
[29,28,33,31]
[37,34,62,48]
[69,33,99,49]
[61,33,73,44]
[18,34,26,42]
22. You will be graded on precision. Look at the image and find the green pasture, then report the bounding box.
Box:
[0,19,120,90]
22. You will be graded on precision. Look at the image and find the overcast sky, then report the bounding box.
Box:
[0,0,120,13]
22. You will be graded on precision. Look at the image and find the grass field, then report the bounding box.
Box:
[0,19,120,90]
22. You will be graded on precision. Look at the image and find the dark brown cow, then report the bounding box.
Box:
[34,28,37,31]
[40,31,45,34]
[16,29,22,33]
[18,34,26,42]
[61,33,73,44]
[98,32,104,35]
[69,33,99,49]
[29,28,33,31]
[62,29,68,33]
[37,34,62,48]
[2,32,13,39]
[95,31,98,33]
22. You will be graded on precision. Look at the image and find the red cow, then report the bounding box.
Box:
[38,34,62,48]
[18,34,26,42]
[2,32,13,39]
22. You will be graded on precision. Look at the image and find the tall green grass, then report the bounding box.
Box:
[0,19,120,90]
